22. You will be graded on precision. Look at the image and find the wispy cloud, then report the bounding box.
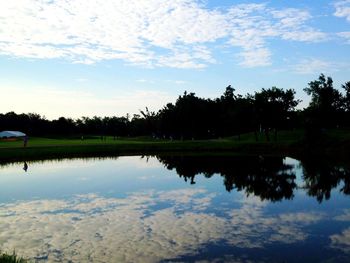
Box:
[293,58,339,75]
[334,0,350,22]
[338,31,350,43]
[238,48,272,67]
[331,228,350,253]
[0,1,326,68]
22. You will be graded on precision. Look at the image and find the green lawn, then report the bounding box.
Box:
[0,129,349,163]
[0,136,155,148]
[0,131,302,150]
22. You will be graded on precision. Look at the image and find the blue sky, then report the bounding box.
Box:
[0,0,349,119]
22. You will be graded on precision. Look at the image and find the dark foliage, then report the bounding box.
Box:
[301,157,350,203]
[157,155,296,202]
[156,155,350,202]
[0,74,348,140]
[0,251,27,263]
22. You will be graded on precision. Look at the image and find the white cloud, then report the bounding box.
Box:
[271,8,312,27]
[293,58,334,75]
[292,58,350,75]
[334,209,350,221]
[330,228,350,253]
[0,0,326,68]
[281,30,327,42]
[334,0,350,22]
[238,48,272,67]
[226,6,326,67]
[0,190,325,262]
[338,31,350,43]
[331,209,350,254]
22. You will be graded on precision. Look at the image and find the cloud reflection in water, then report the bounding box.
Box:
[0,188,327,262]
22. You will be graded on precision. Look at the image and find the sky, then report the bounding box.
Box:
[0,0,349,119]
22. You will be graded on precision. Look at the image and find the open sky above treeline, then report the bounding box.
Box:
[0,0,349,119]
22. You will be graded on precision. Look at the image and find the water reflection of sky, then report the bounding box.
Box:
[0,156,350,262]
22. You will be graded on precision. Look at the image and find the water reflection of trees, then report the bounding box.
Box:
[300,158,350,203]
[157,155,350,202]
[157,155,296,202]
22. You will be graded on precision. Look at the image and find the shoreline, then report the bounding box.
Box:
[1,137,349,164]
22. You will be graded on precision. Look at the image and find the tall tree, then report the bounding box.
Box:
[342,81,350,112]
[304,74,343,128]
[254,87,299,140]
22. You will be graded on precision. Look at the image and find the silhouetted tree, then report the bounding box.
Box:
[1,75,348,138]
[342,81,350,112]
[254,87,300,141]
[304,74,344,128]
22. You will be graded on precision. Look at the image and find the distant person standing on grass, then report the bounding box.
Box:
[23,135,28,147]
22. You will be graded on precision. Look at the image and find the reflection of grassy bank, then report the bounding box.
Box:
[0,130,349,163]
[0,251,27,263]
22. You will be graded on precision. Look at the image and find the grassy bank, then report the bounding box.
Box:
[0,130,349,163]
[0,251,27,263]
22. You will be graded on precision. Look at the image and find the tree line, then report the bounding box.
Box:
[1,74,349,139]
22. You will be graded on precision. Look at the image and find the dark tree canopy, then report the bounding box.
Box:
[303,74,347,129]
[254,87,300,129]
[304,74,343,112]
[342,81,350,112]
[0,74,349,139]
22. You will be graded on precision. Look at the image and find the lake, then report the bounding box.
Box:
[0,155,350,263]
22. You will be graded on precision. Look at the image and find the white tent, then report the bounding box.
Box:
[0,131,26,138]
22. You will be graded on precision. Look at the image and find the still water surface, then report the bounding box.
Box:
[0,155,350,262]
